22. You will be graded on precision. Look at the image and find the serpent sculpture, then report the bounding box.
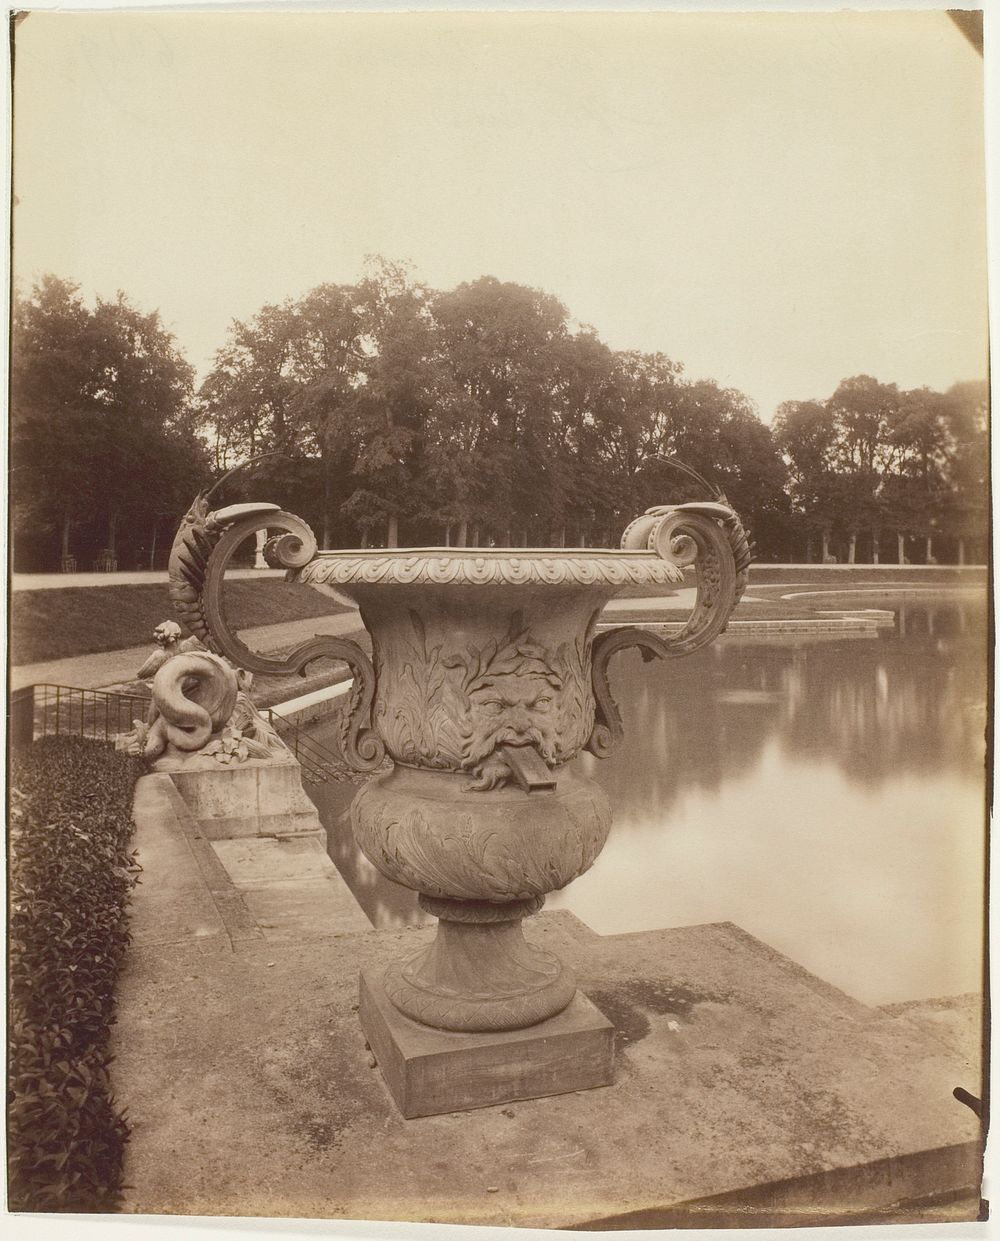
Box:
[117,616,286,768]
[140,650,239,761]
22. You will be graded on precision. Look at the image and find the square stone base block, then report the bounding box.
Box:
[167,757,323,841]
[359,968,615,1119]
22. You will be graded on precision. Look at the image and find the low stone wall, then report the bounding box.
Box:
[167,755,324,841]
[267,680,352,728]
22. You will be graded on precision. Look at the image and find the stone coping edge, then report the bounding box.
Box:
[268,677,353,726]
[580,1140,983,1230]
[752,563,987,572]
[140,774,265,949]
[596,618,884,635]
[782,586,987,600]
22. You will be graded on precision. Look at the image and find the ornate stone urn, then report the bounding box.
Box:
[168,478,749,1112]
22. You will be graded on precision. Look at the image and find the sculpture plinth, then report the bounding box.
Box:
[358,965,616,1119]
[167,472,750,1115]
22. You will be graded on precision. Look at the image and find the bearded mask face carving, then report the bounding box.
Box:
[372,607,594,783]
[465,669,562,767]
[442,617,569,774]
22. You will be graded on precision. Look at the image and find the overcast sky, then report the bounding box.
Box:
[12,8,988,423]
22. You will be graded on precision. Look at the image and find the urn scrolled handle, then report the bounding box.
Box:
[585,502,752,759]
[167,491,385,772]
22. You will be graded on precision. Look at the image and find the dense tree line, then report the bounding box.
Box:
[200,260,791,556]
[775,376,988,565]
[11,276,207,571]
[10,267,988,570]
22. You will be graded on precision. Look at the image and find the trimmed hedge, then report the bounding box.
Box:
[8,737,145,1211]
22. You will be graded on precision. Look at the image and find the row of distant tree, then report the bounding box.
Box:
[10,263,989,572]
[12,275,204,573]
[775,377,988,566]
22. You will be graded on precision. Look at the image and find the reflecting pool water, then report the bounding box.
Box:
[305,603,988,1007]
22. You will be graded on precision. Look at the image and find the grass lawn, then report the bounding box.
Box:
[11,579,350,666]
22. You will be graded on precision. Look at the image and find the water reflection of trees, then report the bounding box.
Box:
[587,645,776,814]
[595,612,986,820]
[777,634,985,784]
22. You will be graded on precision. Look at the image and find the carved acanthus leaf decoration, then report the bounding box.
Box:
[372,609,593,790]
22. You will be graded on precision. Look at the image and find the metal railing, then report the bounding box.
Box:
[10,684,151,747]
[264,710,356,786]
[8,683,356,788]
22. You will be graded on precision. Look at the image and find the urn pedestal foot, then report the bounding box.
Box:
[359,967,615,1119]
[383,895,577,1033]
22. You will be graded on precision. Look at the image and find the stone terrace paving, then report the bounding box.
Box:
[113,770,982,1227]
